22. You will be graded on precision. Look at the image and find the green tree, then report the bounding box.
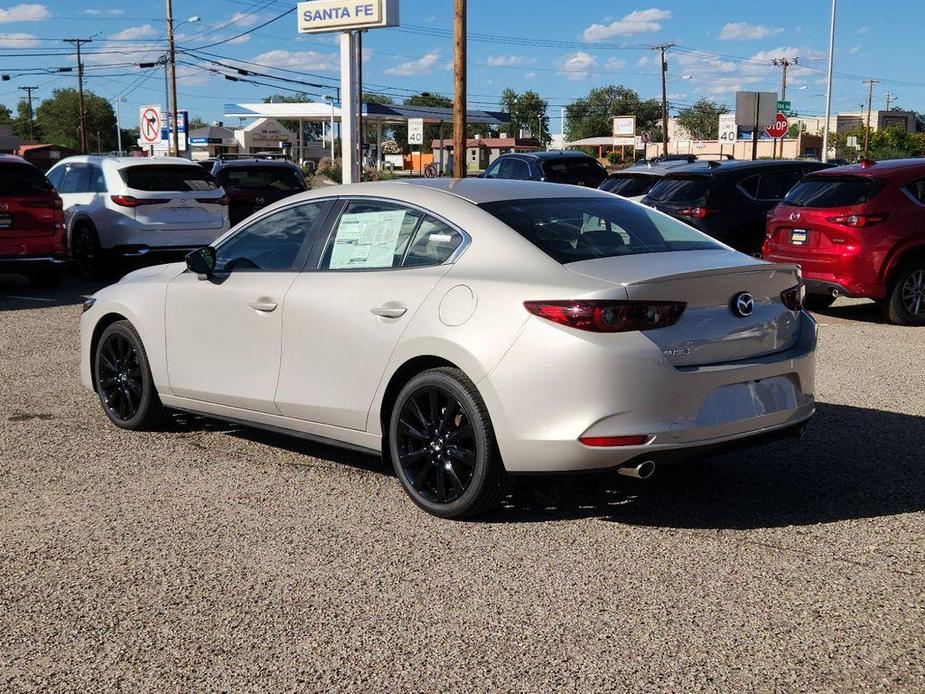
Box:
[404,92,452,108]
[675,98,729,140]
[188,115,208,130]
[564,85,661,143]
[35,88,117,151]
[13,99,40,140]
[396,92,454,153]
[499,88,550,146]
[0,103,12,125]
[263,93,323,141]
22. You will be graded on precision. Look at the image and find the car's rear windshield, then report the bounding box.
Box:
[120,164,218,192]
[782,176,878,207]
[479,197,722,263]
[217,166,304,191]
[0,163,53,194]
[645,175,711,202]
[542,158,603,179]
[599,174,655,197]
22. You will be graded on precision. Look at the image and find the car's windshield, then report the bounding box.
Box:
[0,163,53,193]
[217,166,304,191]
[599,174,656,197]
[645,175,711,202]
[479,196,722,263]
[120,165,218,192]
[783,176,878,208]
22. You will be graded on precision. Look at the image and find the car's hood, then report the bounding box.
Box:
[117,262,186,285]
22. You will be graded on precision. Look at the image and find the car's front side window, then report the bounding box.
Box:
[213,201,331,273]
[60,164,90,194]
[320,200,424,271]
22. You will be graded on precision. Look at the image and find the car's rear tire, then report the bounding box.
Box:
[389,367,508,519]
[804,294,836,311]
[94,320,166,430]
[886,263,925,326]
[72,225,103,280]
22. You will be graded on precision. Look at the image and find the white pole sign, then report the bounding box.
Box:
[718,112,737,143]
[407,118,424,146]
[297,0,399,33]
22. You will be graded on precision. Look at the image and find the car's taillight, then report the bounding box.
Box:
[579,435,650,447]
[677,207,715,219]
[20,196,63,209]
[825,213,887,228]
[198,194,230,206]
[110,195,168,207]
[524,300,686,333]
[780,283,806,311]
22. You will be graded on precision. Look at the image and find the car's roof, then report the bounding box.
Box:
[0,154,31,165]
[400,177,607,203]
[611,161,711,177]
[510,150,596,160]
[658,159,823,178]
[811,158,925,178]
[213,158,298,169]
[52,155,203,169]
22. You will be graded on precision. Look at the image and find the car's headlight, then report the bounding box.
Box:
[82,297,97,313]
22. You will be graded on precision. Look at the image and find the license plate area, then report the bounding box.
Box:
[790,228,808,245]
[0,213,12,229]
[695,376,799,427]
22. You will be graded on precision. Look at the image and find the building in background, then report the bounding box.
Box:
[16,144,78,171]
[234,118,294,154]
[0,125,20,155]
[431,134,540,172]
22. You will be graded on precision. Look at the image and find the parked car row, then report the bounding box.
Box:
[0,153,307,283]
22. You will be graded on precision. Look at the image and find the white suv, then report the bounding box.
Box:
[46,156,230,278]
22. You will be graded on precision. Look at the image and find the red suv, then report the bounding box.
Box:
[763,159,925,325]
[0,155,68,286]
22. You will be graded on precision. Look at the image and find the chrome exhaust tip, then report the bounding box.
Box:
[618,460,656,480]
[830,288,840,297]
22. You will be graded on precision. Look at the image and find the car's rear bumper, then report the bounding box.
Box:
[0,254,70,273]
[481,310,817,473]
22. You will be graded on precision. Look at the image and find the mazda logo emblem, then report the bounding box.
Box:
[731,292,754,317]
[256,197,265,205]
[789,211,801,222]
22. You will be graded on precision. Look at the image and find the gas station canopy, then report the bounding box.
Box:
[224,102,509,126]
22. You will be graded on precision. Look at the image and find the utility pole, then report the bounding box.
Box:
[771,57,798,158]
[64,38,92,153]
[821,0,837,162]
[18,86,37,141]
[165,0,180,157]
[452,0,467,178]
[653,43,675,157]
[863,78,879,159]
[883,91,895,111]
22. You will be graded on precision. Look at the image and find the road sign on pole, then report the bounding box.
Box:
[139,105,160,145]
[407,118,424,145]
[612,115,636,137]
[766,112,789,139]
[735,91,777,128]
[718,112,737,144]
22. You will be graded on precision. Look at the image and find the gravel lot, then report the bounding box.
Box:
[1,273,923,693]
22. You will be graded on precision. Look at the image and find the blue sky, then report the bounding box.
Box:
[1,1,922,129]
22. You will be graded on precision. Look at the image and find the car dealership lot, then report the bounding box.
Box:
[1,274,923,691]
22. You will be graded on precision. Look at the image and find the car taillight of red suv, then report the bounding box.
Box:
[762,159,925,325]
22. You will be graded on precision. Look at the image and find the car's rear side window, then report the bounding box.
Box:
[783,176,878,207]
[0,163,53,193]
[479,197,722,264]
[120,164,218,192]
[599,175,655,197]
[646,175,711,202]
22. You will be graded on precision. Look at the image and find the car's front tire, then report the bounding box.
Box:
[886,263,925,326]
[94,320,166,430]
[389,367,508,519]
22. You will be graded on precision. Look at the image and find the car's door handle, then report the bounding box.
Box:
[249,299,278,312]
[370,305,407,318]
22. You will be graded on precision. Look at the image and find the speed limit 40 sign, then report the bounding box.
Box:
[718,113,737,143]
[408,118,424,146]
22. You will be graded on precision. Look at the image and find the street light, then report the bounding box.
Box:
[114,96,124,154]
[323,94,336,160]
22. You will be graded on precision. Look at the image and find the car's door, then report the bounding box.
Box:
[165,199,334,413]
[275,198,466,429]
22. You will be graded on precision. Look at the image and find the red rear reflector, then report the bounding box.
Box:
[524,300,686,333]
[677,207,714,219]
[579,435,649,447]
[825,213,887,228]
[110,195,168,207]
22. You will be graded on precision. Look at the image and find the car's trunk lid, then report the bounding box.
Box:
[566,250,803,366]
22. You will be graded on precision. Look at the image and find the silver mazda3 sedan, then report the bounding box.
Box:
[80,179,816,519]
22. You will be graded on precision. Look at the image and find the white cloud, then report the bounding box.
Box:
[384,51,440,76]
[0,31,37,47]
[218,11,264,29]
[849,45,860,54]
[252,49,339,72]
[524,71,537,80]
[109,24,158,41]
[582,8,671,41]
[605,57,626,70]
[719,23,783,41]
[227,34,250,45]
[856,25,870,34]
[82,8,124,15]
[485,54,534,67]
[0,3,49,24]
[556,51,596,81]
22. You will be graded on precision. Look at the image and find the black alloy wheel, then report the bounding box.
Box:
[72,225,102,280]
[390,367,507,519]
[94,320,165,430]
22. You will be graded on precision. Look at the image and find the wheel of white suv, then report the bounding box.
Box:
[72,224,102,280]
[389,368,508,519]
[886,263,925,326]
[94,320,166,430]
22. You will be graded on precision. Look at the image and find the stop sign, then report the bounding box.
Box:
[766,111,788,139]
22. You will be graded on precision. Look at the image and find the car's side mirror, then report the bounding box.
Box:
[186,246,216,278]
